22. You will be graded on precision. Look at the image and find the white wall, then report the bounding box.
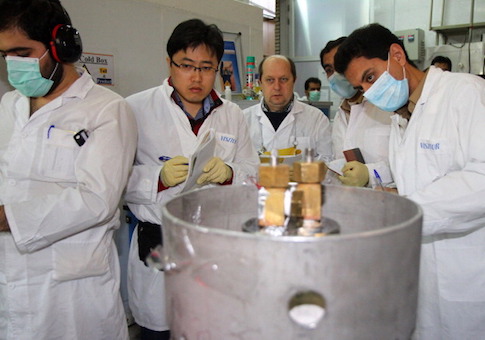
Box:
[372,0,485,72]
[0,0,263,98]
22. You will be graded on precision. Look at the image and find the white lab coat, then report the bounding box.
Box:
[388,66,485,339]
[243,99,333,161]
[0,70,137,340]
[331,98,393,186]
[124,79,259,331]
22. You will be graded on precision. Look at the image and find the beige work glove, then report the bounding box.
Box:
[196,157,233,185]
[160,156,189,187]
[338,161,369,187]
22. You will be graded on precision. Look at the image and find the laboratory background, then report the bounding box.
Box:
[2,0,484,120]
[1,0,484,337]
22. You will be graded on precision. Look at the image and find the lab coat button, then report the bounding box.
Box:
[8,179,16,186]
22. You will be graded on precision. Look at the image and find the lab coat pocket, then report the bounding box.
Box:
[436,244,485,301]
[293,136,312,152]
[40,127,79,181]
[417,139,452,180]
[52,240,109,281]
[215,132,237,160]
[364,127,390,160]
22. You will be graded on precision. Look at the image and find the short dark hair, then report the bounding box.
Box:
[431,55,452,70]
[304,77,321,90]
[319,36,346,68]
[334,23,412,75]
[167,19,224,63]
[0,0,72,48]
[258,55,297,80]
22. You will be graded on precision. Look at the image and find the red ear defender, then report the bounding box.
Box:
[49,24,83,63]
[50,24,64,63]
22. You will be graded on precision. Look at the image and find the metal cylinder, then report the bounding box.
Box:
[161,185,422,340]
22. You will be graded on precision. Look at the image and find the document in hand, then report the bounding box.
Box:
[181,128,217,193]
[327,158,345,176]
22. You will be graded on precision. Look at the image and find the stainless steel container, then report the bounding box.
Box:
[161,185,422,340]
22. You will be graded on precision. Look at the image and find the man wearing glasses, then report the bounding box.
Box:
[123,18,259,340]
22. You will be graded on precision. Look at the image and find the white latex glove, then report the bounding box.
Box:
[338,161,369,187]
[160,156,189,187]
[196,157,232,185]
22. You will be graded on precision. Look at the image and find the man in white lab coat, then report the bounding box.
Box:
[320,37,393,187]
[124,19,259,340]
[299,77,321,101]
[243,55,332,161]
[335,23,485,339]
[0,1,137,339]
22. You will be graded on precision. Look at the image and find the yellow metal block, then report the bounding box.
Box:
[259,188,286,226]
[293,161,327,183]
[258,164,290,188]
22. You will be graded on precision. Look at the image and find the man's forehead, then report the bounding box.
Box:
[264,56,289,68]
[0,27,35,50]
[323,47,338,62]
[347,57,379,74]
[344,58,367,84]
[176,45,217,60]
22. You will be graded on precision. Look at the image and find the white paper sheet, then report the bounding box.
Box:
[181,129,217,193]
[327,158,345,176]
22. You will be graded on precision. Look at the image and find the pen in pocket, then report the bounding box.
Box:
[47,125,55,138]
[159,156,189,165]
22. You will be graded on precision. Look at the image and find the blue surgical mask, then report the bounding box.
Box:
[328,72,358,99]
[364,57,409,112]
[6,50,58,97]
[308,90,321,101]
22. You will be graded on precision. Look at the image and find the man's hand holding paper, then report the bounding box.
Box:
[339,160,369,187]
[160,156,189,187]
[196,157,232,185]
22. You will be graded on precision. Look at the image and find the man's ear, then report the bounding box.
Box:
[389,43,407,67]
[166,56,171,68]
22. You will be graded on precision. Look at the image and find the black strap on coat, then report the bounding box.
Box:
[137,221,163,267]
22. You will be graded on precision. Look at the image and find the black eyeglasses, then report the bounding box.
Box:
[170,60,218,74]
